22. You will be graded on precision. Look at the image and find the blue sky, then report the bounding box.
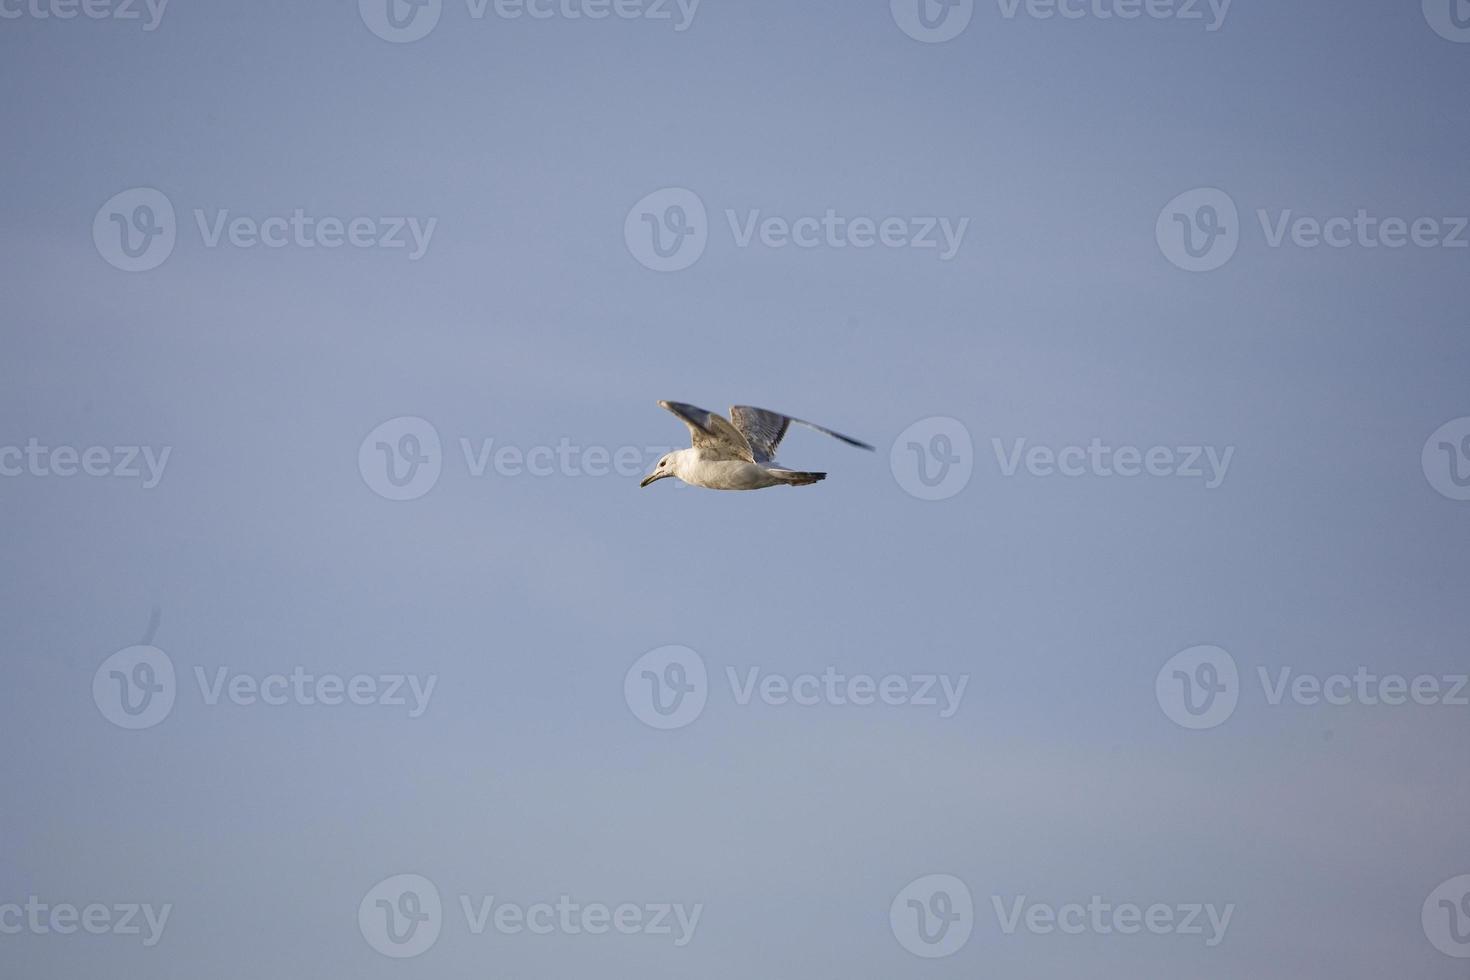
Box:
[2,1,1469,977]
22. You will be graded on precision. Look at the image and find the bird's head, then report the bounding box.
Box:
[640,452,678,488]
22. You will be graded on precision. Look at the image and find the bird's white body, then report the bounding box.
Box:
[667,449,801,491]
[641,401,873,492]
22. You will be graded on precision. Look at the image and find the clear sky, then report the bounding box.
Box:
[2,0,1468,977]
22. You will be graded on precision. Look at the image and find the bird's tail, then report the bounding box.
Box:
[775,470,826,486]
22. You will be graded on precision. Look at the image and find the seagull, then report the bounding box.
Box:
[641,400,874,491]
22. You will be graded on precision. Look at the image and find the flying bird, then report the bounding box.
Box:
[641,400,874,491]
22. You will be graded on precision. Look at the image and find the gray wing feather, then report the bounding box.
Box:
[658,401,754,461]
[729,406,875,463]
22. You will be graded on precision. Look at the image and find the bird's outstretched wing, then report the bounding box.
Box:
[729,406,875,463]
[658,401,754,461]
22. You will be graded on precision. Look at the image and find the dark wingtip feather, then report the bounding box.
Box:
[822,429,875,452]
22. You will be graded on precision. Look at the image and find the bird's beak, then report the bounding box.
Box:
[640,472,668,488]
